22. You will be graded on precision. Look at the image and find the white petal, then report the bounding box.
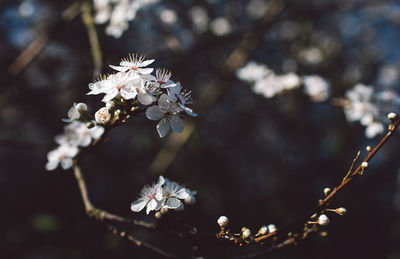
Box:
[109,65,129,72]
[170,116,183,133]
[45,161,59,171]
[157,118,170,138]
[90,126,105,140]
[175,188,190,199]
[139,59,155,67]
[61,157,73,170]
[131,198,147,212]
[146,106,164,120]
[79,136,92,147]
[165,197,182,209]
[146,199,157,214]
[120,87,137,100]
[102,88,119,102]
[138,92,156,105]
[158,94,170,110]
[179,104,197,117]
[138,68,154,74]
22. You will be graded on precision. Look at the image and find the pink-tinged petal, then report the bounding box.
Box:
[157,118,170,138]
[139,59,155,67]
[109,65,129,72]
[158,94,170,110]
[138,92,156,105]
[165,197,182,209]
[170,115,183,133]
[138,68,154,74]
[131,198,147,212]
[146,106,164,120]
[146,199,157,214]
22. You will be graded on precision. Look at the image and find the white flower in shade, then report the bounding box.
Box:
[159,177,190,210]
[146,94,183,138]
[87,71,142,102]
[137,82,158,105]
[56,121,104,147]
[302,75,330,102]
[109,54,154,74]
[95,107,111,125]
[131,176,165,214]
[167,82,197,117]
[151,69,176,88]
[45,144,79,171]
[63,102,88,122]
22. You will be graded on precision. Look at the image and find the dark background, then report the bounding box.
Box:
[1,0,400,258]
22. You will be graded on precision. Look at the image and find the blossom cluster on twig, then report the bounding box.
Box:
[46,54,197,171]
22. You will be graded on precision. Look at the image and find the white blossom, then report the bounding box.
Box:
[146,94,183,138]
[87,71,142,102]
[63,102,88,122]
[167,82,197,116]
[159,177,190,210]
[318,214,329,226]
[95,107,111,125]
[56,121,104,147]
[137,82,158,105]
[150,69,176,89]
[302,75,330,102]
[45,144,79,171]
[109,54,154,74]
[131,176,165,214]
[236,61,271,83]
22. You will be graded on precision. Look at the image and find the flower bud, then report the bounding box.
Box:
[361,162,368,169]
[184,195,196,205]
[155,211,162,219]
[336,207,347,216]
[366,146,372,152]
[258,225,268,235]
[106,101,115,109]
[388,112,397,120]
[75,103,88,112]
[267,224,277,233]
[160,206,169,214]
[95,107,111,124]
[217,216,229,228]
[323,187,331,196]
[318,214,329,226]
[241,227,251,239]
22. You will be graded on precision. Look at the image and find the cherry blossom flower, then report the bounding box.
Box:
[302,75,331,102]
[45,144,79,171]
[146,94,183,137]
[167,82,197,116]
[63,102,88,122]
[131,176,165,214]
[87,71,142,102]
[150,69,176,88]
[137,81,158,105]
[109,54,154,74]
[56,121,104,147]
[159,177,190,210]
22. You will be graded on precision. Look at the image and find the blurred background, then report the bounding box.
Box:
[1,0,400,258]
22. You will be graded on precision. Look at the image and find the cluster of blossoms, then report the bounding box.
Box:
[236,61,330,102]
[46,103,105,171]
[93,0,159,38]
[131,176,196,217]
[342,84,400,138]
[46,53,196,170]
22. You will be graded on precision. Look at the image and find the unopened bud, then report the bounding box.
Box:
[258,225,268,235]
[217,216,229,228]
[75,103,88,112]
[267,224,277,233]
[184,195,196,205]
[336,207,347,216]
[160,206,169,214]
[361,162,368,169]
[388,112,397,120]
[155,211,162,219]
[86,121,95,128]
[241,227,251,239]
[318,214,329,226]
[366,146,372,152]
[95,107,111,124]
[106,101,114,109]
[323,188,331,196]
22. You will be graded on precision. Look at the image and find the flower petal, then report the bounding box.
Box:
[175,188,190,199]
[138,68,154,74]
[170,115,183,133]
[165,197,182,209]
[158,94,170,110]
[109,65,129,72]
[157,118,170,138]
[146,106,164,120]
[139,59,155,67]
[102,88,119,102]
[131,198,147,212]
[146,199,158,214]
[138,92,156,105]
